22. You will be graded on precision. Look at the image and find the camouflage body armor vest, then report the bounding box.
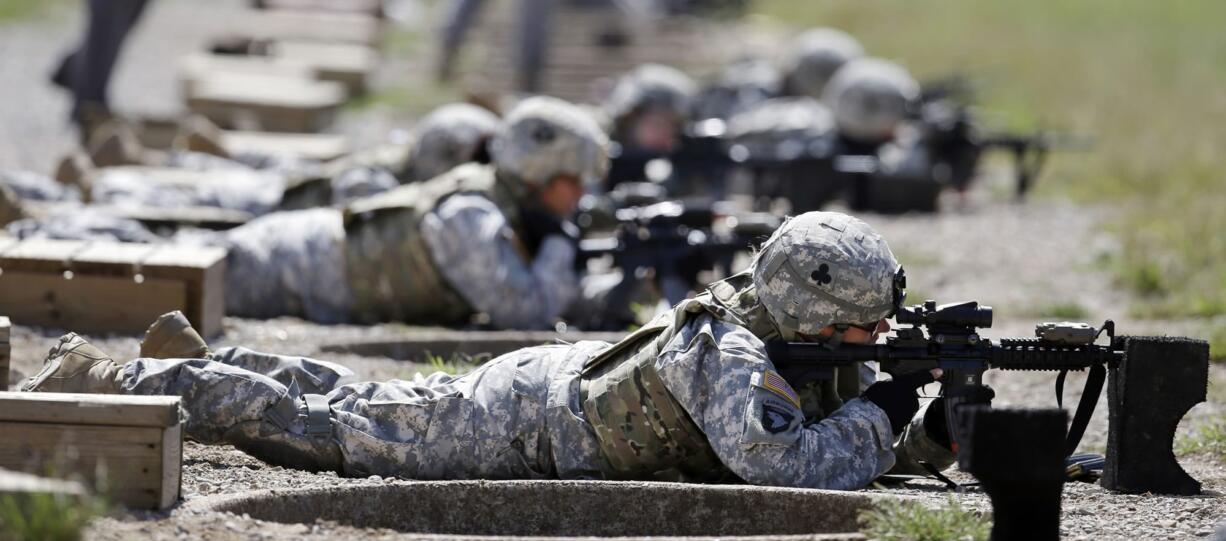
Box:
[579,272,863,480]
[342,163,523,324]
[579,276,771,481]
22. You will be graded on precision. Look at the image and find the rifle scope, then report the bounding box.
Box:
[896,300,993,329]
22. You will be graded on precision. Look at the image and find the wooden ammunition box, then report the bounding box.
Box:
[272,40,377,95]
[187,72,346,132]
[0,392,182,509]
[0,239,226,337]
[220,130,349,162]
[0,317,9,390]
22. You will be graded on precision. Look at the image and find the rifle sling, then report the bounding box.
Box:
[1065,363,1106,456]
[1055,369,1068,409]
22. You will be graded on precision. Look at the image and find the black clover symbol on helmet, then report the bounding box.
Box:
[810,263,833,286]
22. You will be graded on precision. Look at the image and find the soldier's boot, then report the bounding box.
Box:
[87,120,145,167]
[173,115,230,158]
[53,150,95,196]
[140,311,211,360]
[21,333,124,394]
[0,184,28,227]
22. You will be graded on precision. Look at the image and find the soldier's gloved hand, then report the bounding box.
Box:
[925,385,995,450]
[861,370,938,435]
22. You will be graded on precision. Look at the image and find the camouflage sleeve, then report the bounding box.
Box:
[656,315,896,490]
[421,194,578,329]
[888,399,957,475]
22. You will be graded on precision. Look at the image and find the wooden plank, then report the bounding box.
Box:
[0,238,227,278]
[187,73,345,132]
[237,11,382,46]
[25,200,251,230]
[160,423,183,510]
[0,317,8,391]
[0,421,179,509]
[220,130,349,161]
[179,53,315,98]
[0,272,186,335]
[271,40,377,94]
[0,392,181,427]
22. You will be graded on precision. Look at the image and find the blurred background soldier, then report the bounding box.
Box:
[22,210,954,489]
[0,103,503,235]
[781,27,865,100]
[601,63,698,192]
[436,0,556,92]
[822,57,920,147]
[3,97,609,330]
[225,95,608,327]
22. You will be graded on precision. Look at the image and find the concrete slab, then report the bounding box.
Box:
[188,479,886,539]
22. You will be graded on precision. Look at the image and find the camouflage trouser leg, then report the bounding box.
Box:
[120,358,343,472]
[209,346,355,395]
[326,346,566,480]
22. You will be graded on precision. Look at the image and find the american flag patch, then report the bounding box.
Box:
[759,370,801,410]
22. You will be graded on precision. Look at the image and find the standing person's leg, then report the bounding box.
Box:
[72,0,150,123]
[436,0,487,82]
[515,0,552,93]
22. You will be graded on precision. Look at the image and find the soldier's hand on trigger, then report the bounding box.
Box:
[861,368,943,435]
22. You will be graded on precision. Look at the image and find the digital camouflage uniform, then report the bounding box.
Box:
[72,211,953,489]
[223,162,578,329]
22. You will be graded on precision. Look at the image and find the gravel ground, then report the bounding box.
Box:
[2,2,1224,540]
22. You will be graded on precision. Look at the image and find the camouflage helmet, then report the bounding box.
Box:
[405,103,500,182]
[752,211,902,339]
[822,57,920,143]
[604,64,697,125]
[784,28,865,99]
[491,96,611,188]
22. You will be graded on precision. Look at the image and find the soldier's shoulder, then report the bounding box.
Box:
[669,312,768,358]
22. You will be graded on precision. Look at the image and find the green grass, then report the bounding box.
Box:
[345,25,463,115]
[1176,415,1226,462]
[750,0,1226,319]
[1207,323,1226,363]
[858,498,990,541]
[0,492,105,541]
[0,0,70,22]
[1035,302,1090,320]
[401,352,485,377]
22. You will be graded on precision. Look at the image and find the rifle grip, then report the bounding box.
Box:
[1101,336,1208,495]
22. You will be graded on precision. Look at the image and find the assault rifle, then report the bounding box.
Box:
[766,298,1210,496]
[576,202,777,329]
